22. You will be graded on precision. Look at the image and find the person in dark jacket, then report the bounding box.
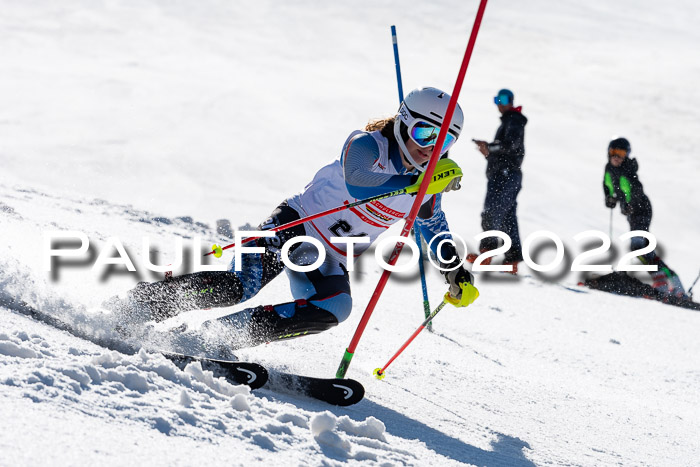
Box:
[603,137,686,297]
[469,89,527,273]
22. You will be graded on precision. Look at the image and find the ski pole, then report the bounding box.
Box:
[373,298,449,379]
[391,24,433,331]
[416,229,433,331]
[688,268,700,299]
[608,207,616,271]
[390,25,404,104]
[205,187,408,257]
[336,0,489,379]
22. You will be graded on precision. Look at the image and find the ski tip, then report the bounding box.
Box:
[329,378,365,406]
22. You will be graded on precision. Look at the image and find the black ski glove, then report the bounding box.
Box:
[442,264,479,307]
[443,265,474,298]
[605,196,617,209]
[620,202,632,216]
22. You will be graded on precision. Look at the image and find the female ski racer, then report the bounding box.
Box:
[114,87,479,348]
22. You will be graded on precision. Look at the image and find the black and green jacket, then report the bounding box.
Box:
[603,157,650,216]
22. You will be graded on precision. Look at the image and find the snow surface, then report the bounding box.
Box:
[2,0,700,465]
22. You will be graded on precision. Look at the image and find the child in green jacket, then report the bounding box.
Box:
[604,137,686,298]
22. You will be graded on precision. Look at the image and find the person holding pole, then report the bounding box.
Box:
[110,87,479,349]
[603,137,686,298]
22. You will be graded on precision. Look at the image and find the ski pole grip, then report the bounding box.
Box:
[212,244,223,258]
[405,158,463,195]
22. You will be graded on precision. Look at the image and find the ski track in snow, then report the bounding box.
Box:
[0,311,420,465]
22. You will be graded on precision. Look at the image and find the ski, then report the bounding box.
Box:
[161,353,269,390]
[1,294,135,353]
[2,296,366,406]
[162,352,364,406]
[581,272,700,311]
[268,371,365,407]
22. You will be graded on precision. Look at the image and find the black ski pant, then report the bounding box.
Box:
[127,202,350,345]
[479,169,523,262]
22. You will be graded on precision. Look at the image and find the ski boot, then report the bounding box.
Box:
[202,299,339,350]
[466,248,493,265]
[651,271,687,300]
[503,260,520,275]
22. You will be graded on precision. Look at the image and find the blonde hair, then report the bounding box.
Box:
[365,116,397,139]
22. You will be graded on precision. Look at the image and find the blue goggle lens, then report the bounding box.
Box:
[494,94,510,105]
[410,121,456,154]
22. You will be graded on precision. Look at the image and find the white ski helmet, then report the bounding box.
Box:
[393,87,464,172]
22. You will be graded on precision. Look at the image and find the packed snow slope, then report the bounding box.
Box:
[2,0,700,466]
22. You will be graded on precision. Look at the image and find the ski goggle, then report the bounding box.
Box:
[408,120,457,155]
[609,148,628,158]
[494,94,511,105]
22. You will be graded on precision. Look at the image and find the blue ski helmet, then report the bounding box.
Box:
[494,89,514,106]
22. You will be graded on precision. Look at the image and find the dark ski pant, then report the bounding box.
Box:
[625,201,683,292]
[626,198,653,261]
[479,170,523,262]
[127,202,351,347]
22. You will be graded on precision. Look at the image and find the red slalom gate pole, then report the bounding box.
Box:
[373,299,448,379]
[335,0,489,379]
